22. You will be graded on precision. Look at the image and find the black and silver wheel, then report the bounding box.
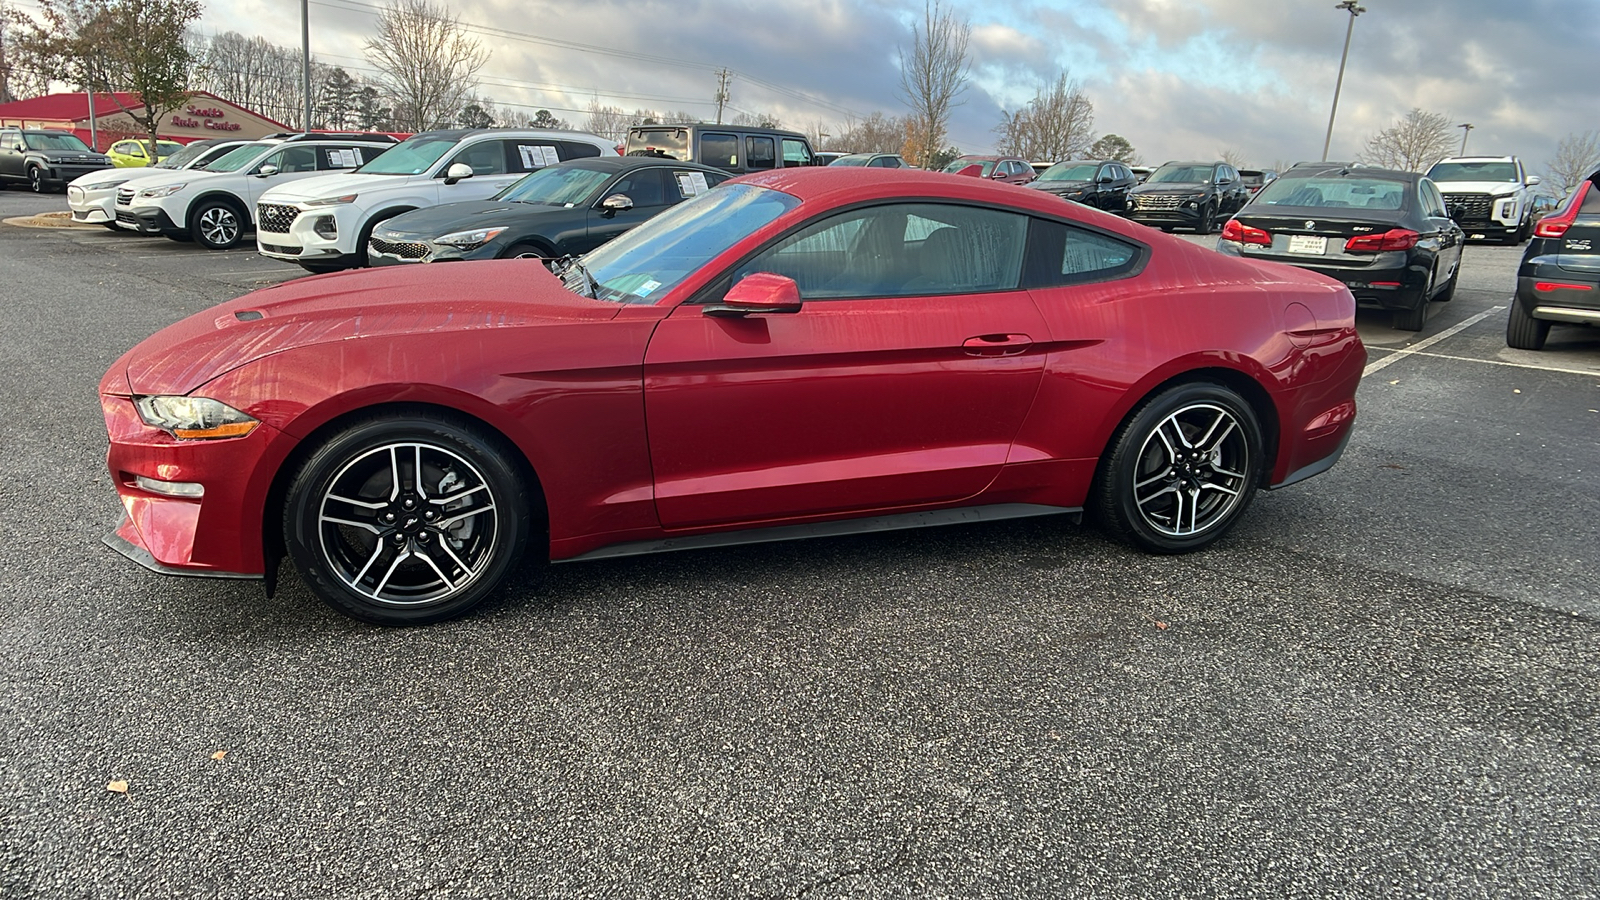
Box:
[28,167,44,193]
[1093,382,1263,553]
[284,414,530,625]
[504,242,558,270]
[1505,300,1550,351]
[191,200,243,250]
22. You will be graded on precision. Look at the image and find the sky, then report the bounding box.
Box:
[86,0,1600,172]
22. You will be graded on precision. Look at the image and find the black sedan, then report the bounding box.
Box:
[1506,167,1600,350]
[1027,159,1137,212]
[1216,163,1464,332]
[367,157,732,267]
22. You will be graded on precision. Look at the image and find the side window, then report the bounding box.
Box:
[261,146,317,173]
[745,136,776,170]
[445,140,509,176]
[736,202,1028,299]
[0,134,17,152]
[552,140,602,161]
[781,138,814,167]
[1420,182,1447,219]
[609,168,671,207]
[1029,219,1141,285]
[699,133,740,170]
[319,145,370,170]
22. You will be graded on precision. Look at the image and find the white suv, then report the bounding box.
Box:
[253,128,616,272]
[1425,155,1542,244]
[67,138,251,229]
[114,133,400,250]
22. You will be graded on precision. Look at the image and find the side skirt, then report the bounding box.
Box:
[558,503,1084,564]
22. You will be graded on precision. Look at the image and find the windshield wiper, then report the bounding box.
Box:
[557,256,600,298]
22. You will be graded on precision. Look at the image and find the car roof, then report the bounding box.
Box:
[1160,160,1224,167]
[1281,163,1417,182]
[562,156,726,174]
[732,166,1142,223]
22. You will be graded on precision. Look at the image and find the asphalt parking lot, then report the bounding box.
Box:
[2,189,1597,899]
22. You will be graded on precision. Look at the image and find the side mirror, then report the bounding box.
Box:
[600,193,634,216]
[703,273,803,317]
[1526,175,1542,186]
[443,162,474,184]
[255,164,279,178]
[1097,174,1113,183]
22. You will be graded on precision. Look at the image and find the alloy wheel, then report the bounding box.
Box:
[1130,402,1250,538]
[198,205,239,247]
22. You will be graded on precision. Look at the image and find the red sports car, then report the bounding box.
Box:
[100,168,1365,625]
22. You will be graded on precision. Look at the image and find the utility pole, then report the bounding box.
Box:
[301,0,312,131]
[713,69,731,125]
[1457,123,1474,155]
[1321,1,1365,161]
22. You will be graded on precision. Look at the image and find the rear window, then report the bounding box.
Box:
[625,128,689,161]
[1252,175,1409,211]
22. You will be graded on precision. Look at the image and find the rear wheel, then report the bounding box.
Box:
[1092,381,1263,554]
[283,413,530,625]
[1393,297,1429,332]
[1505,300,1550,350]
[1434,266,1458,302]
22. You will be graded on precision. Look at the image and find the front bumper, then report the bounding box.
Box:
[1126,199,1210,227]
[257,204,357,264]
[115,203,181,235]
[68,186,118,224]
[40,163,114,187]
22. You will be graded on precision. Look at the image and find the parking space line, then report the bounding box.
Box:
[1390,350,1600,378]
[1363,306,1505,376]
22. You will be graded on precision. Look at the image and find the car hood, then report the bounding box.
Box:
[115,262,622,395]
[1433,180,1523,196]
[380,200,562,238]
[1031,179,1093,192]
[1133,182,1208,194]
[262,172,417,202]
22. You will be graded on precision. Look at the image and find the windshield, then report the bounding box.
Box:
[1148,165,1212,184]
[830,155,873,167]
[1426,161,1519,183]
[942,158,995,175]
[624,128,689,160]
[203,142,271,173]
[1252,175,1409,211]
[497,165,613,205]
[1039,163,1099,182]
[572,183,800,304]
[354,136,456,175]
[155,142,210,169]
[24,132,90,152]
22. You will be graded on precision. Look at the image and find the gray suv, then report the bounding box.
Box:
[624,124,817,174]
[0,128,114,192]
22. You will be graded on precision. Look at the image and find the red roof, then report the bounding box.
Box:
[0,92,144,121]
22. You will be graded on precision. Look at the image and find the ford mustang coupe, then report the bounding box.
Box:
[100,168,1365,625]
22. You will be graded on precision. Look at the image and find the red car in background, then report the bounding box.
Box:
[942,155,1036,184]
[100,168,1364,625]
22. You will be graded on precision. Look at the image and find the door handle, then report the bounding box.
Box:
[962,333,1033,356]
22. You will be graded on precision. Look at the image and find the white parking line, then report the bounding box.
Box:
[1391,350,1600,378]
[1363,306,1505,376]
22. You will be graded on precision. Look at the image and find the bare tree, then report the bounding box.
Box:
[731,109,783,129]
[897,0,970,168]
[365,0,487,132]
[1546,130,1600,197]
[994,73,1094,162]
[584,100,632,143]
[832,111,909,155]
[1218,148,1248,168]
[194,32,334,129]
[1361,108,1455,172]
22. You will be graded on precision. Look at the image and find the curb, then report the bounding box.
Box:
[2,212,102,230]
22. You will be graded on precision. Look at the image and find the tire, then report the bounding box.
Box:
[1505,300,1550,351]
[1091,381,1264,554]
[190,199,245,250]
[503,242,557,269]
[283,413,531,625]
[355,211,409,268]
[1393,297,1429,332]
[28,167,44,193]
[1434,266,1458,303]
[1194,203,1215,234]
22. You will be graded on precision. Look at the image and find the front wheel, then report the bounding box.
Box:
[1194,203,1215,234]
[283,414,531,625]
[28,167,44,193]
[191,200,244,250]
[1092,382,1264,554]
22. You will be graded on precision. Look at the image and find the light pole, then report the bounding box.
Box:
[1457,123,1474,155]
[1321,1,1365,161]
[301,0,312,132]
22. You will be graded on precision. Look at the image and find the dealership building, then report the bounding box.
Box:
[0,91,289,150]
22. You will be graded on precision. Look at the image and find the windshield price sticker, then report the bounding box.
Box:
[327,148,362,168]
[676,172,710,196]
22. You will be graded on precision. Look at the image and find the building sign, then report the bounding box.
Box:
[171,103,241,131]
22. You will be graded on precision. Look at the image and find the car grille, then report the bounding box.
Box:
[369,237,430,261]
[1442,192,1492,220]
[260,242,302,256]
[256,202,301,234]
[1134,194,1183,210]
[115,186,134,207]
[115,211,138,225]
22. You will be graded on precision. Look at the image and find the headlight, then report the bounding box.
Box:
[85,178,131,191]
[304,194,359,207]
[433,226,508,248]
[135,396,259,440]
[137,183,186,198]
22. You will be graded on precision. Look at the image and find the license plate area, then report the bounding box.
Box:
[1287,235,1328,255]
